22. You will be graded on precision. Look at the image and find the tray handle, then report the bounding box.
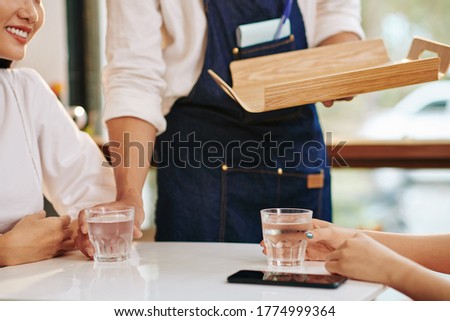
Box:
[207,69,254,112]
[407,37,450,78]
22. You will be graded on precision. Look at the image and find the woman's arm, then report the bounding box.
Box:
[106,116,157,232]
[317,31,361,107]
[22,69,116,221]
[318,31,361,46]
[77,1,165,258]
[103,0,167,135]
[325,233,450,300]
[76,117,156,259]
[306,219,450,274]
[392,260,450,301]
[313,0,364,47]
[364,232,450,274]
[0,212,74,267]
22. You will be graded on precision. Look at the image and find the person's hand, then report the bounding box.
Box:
[75,209,93,259]
[67,219,79,243]
[260,219,357,261]
[260,219,334,257]
[325,232,406,285]
[1,211,75,266]
[302,219,357,261]
[75,191,145,259]
[322,97,354,108]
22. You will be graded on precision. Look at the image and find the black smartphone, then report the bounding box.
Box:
[227,270,347,289]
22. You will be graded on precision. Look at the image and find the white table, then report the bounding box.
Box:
[0,242,385,301]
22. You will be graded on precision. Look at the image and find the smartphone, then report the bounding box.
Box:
[227,270,347,289]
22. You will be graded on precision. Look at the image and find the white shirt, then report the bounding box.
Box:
[0,68,116,234]
[103,0,364,134]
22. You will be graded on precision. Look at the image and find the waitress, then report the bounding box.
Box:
[98,0,364,243]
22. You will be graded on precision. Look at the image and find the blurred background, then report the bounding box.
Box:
[17,2,450,299]
[317,1,450,234]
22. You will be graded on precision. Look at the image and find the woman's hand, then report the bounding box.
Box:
[260,219,357,261]
[303,219,357,261]
[325,232,406,285]
[0,211,75,266]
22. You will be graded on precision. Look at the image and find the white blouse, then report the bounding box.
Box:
[103,0,365,134]
[0,68,115,234]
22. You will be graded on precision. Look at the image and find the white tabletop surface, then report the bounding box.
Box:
[0,242,385,301]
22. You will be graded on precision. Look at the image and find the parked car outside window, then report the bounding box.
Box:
[359,81,450,140]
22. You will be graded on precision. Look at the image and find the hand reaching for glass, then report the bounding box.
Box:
[76,193,145,260]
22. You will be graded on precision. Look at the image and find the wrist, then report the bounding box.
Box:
[116,187,143,204]
[318,32,361,46]
[384,255,416,288]
[114,168,147,196]
[0,233,12,267]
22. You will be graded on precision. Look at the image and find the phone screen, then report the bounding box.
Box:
[227,270,347,289]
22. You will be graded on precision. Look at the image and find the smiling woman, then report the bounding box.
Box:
[0,0,43,61]
[0,0,115,267]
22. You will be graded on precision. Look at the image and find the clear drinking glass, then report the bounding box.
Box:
[85,206,135,262]
[261,208,313,266]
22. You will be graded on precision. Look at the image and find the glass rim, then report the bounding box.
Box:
[260,208,313,215]
[84,205,135,215]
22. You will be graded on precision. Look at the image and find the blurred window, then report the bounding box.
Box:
[323,0,450,235]
[317,0,450,141]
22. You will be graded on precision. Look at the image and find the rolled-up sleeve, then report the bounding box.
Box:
[103,0,167,134]
[312,0,365,47]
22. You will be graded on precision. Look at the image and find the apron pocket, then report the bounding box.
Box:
[233,34,295,60]
[219,166,324,242]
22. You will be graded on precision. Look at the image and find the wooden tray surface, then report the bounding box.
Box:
[209,37,450,113]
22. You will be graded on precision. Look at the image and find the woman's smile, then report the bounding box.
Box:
[5,25,32,44]
[0,0,44,61]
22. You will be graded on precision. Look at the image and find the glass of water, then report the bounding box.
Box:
[85,206,135,262]
[261,208,313,266]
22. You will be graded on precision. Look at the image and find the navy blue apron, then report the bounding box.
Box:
[153,0,331,243]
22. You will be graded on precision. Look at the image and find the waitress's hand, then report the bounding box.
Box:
[76,192,145,259]
[322,97,354,108]
[115,191,145,238]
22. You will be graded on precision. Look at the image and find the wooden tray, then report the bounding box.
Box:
[208,37,450,113]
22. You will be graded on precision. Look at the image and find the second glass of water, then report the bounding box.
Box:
[261,208,313,266]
